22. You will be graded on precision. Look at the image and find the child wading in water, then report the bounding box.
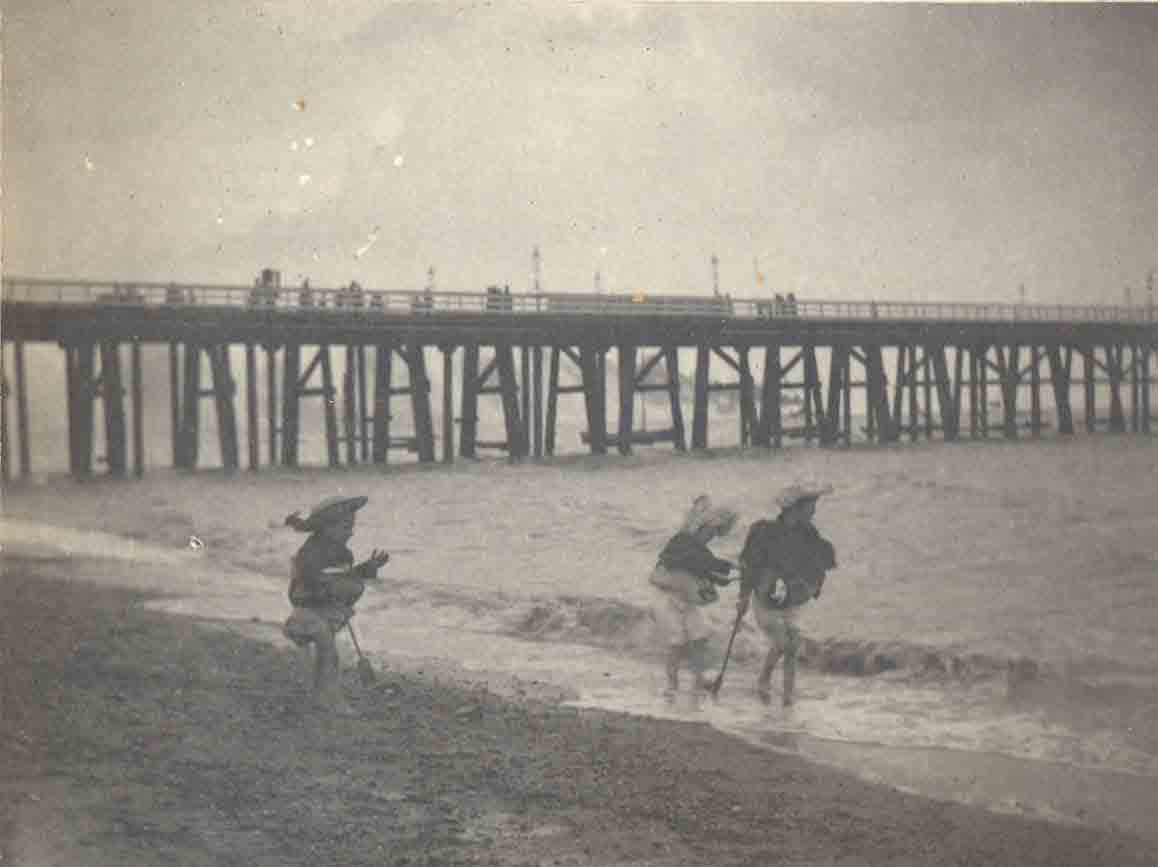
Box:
[736,483,836,707]
[649,495,738,699]
[282,495,389,713]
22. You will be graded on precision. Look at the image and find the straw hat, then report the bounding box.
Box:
[289,495,368,532]
[775,483,833,511]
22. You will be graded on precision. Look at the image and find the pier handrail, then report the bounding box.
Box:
[2,276,1155,324]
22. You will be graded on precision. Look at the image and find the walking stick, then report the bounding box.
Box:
[346,620,376,686]
[709,603,745,698]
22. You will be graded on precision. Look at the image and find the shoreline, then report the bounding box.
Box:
[5,522,1158,848]
[2,553,1156,865]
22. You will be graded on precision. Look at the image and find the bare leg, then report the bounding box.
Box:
[664,645,682,694]
[757,647,781,704]
[782,627,800,707]
[312,628,342,706]
[782,650,797,706]
[686,638,712,690]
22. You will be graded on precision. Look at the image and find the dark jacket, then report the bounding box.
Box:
[657,532,733,584]
[288,534,378,608]
[739,517,836,609]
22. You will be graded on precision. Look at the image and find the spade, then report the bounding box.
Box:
[346,621,376,686]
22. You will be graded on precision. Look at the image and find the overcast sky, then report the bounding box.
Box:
[5,2,1157,304]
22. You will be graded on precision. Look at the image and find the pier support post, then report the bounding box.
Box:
[581,344,607,455]
[907,346,919,442]
[442,346,455,463]
[931,345,958,441]
[357,344,369,462]
[616,344,637,455]
[738,347,757,447]
[521,346,532,454]
[978,345,990,437]
[209,345,240,473]
[409,344,438,463]
[1029,346,1042,437]
[617,344,637,456]
[372,340,393,464]
[967,347,979,438]
[1048,345,1075,435]
[841,349,853,446]
[692,343,710,450]
[951,346,965,442]
[343,345,358,464]
[319,347,340,466]
[664,346,687,452]
[131,340,144,477]
[802,344,825,444]
[497,343,525,459]
[180,343,201,469]
[892,345,907,440]
[265,345,279,465]
[1,357,9,483]
[822,343,846,446]
[280,343,301,467]
[1107,344,1126,433]
[460,342,480,459]
[13,342,31,477]
[169,343,181,467]
[246,344,259,470]
[532,346,544,459]
[532,344,541,456]
[865,344,892,443]
[72,342,97,479]
[926,344,935,439]
[999,344,1021,440]
[545,347,560,457]
[1141,345,1152,434]
[755,343,779,448]
[1083,346,1096,433]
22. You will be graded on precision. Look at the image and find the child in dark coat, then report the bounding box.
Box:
[282,495,388,711]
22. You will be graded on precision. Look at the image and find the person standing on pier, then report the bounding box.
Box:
[735,483,836,707]
[649,495,738,699]
[282,495,389,712]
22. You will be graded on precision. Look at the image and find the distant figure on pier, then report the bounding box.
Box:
[249,269,280,307]
[282,495,389,714]
[347,281,365,309]
[412,285,434,314]
[298,279,314,308]
[735,483,836,707]
[649,495,738,700]
[785,293,798,316]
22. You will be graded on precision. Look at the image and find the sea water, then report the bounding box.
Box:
[4,434,1157,834]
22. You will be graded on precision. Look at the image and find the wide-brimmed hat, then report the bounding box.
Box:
[289,495,368,532]
[681,494,738,537]
[775,483,832,511]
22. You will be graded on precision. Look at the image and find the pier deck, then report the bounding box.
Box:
[2,276,1155,479]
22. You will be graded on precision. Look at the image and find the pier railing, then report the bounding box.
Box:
[3,276,1155,324]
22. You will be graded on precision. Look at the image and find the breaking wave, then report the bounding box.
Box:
[498,591,1064,690]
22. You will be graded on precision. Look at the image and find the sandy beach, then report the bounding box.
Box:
[2,551,1156,867]
[3,437,1158,864]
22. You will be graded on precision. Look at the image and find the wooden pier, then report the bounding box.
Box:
[2,274,1156,481]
